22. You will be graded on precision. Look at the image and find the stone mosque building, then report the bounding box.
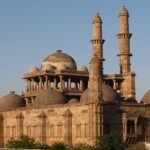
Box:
[0,6,150,147]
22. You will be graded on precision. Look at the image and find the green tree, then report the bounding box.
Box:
[95,133,126,150]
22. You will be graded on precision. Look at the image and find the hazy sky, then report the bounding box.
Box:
[0,0,150,101]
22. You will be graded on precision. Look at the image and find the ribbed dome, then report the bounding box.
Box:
[68,98,79,104]
[27,66,40,73]
[80,84,118,104]
[42,50,77,71]
[0,92,26,111]
[77,66,88,73]
[119,6,129,16]
[34,89,66,106]
[141,90,150,104]
[93,12,102,24]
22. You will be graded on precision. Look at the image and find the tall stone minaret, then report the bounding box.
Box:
[88,13,104,142]
[91,12,105,75]
[117,6,132,74]
[88,54,103,103]
[89,12,104,103]
[117,6,136,100]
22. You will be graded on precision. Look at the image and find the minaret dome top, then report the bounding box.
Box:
[93,12,102,24]
[119,6,129,17]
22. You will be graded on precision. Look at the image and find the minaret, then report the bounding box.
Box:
[88,54,103,103]
[89,12,103,103]
[117,6,136,100]
[117,6,132,74]
[91,12,105,74]
[88,13,104,141]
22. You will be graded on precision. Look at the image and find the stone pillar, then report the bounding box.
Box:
[68,78,71,90]
[26,79,29,92]
[39,77,42,91]
[29,80,31,92]
[0,114,4,146]
[113,80,116,90]
[48,79,51,89]
[100,106,104,136]
[60,75,63,92]
[95,105,99,138]
[16,113,24,138]
[89,104,94,141]
[63,109,72,147]
[31,78,34,91]
[79,80,83,91]
[38,112,47,144]
[34,82,37,91]
[45,75,48,90]
[37,82,39,92]
[122,115,127,142]
[134,119,137,136]
[54,78,57,90]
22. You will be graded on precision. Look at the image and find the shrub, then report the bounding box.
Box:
[95,133,126,150]
[71,143,94,150]
[6,135,35,149]
[35,142,51,149]
[6,135,51,149]
[50,142,67,150]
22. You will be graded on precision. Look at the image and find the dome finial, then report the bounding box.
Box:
[119,5,129,16]
[93,11,102,24]
[56,49,62,53]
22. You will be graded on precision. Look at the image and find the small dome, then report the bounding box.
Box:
[27,66,40,73]
[42,50,77,71]
[80,84,118,104]
[102,84,118,102]
[93,12,102,24]
[77,66,88,73]
[41,63,55,71]
[68,98,79,104]
[0,92,26,111]
[141,90,150,104]
[34,89,66,106]
[119,6,129,16]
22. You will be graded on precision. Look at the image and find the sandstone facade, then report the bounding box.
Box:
[0,6,150,147]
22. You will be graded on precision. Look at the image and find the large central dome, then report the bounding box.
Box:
[42,50,77,71]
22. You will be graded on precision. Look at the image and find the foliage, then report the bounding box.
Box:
[94,133,126,150]
[50,142,67,150]
[5,134,127,150]
[35,142,51,149]
[71,143,94,150]
[6,135,50,149]
[6,135,36,149]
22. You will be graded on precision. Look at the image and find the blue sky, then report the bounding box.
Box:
[0,0,149,101]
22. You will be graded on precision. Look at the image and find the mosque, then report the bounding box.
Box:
[0,6,150,147]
